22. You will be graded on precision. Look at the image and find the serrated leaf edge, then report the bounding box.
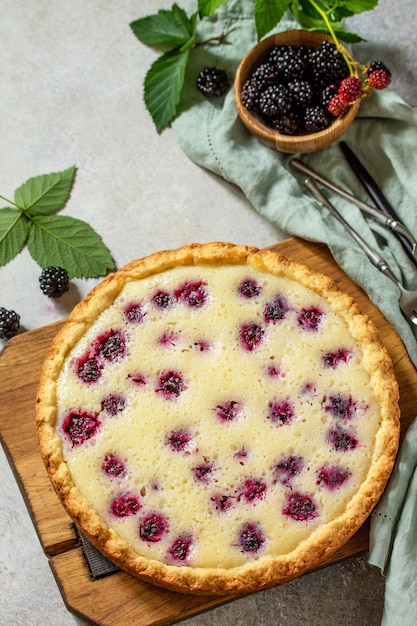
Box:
[27,215,115,279]
[19,165,77,215]
[144,48,189,132]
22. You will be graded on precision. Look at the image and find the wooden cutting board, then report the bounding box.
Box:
[1,238,416,626]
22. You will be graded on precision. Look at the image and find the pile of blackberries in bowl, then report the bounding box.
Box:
[234,30,391,154]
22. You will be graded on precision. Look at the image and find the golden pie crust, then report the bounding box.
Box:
[36,242,400,595]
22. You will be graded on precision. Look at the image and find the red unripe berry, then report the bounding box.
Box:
[327,95,349,117]
[338,76,362,103]
[368,69,391,90]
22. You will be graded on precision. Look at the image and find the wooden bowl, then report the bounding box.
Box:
[234,30,361,154]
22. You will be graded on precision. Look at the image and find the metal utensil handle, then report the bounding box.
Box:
[339,142,399,219]
[291,158,388,222]
[291,158,417,252]
[304,178,400,286]
[339,141,416,261]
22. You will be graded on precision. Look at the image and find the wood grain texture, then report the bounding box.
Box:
[1,238,415,626]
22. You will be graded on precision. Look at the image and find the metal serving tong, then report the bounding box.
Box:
[290,157,417,263]
[303,177,417,326]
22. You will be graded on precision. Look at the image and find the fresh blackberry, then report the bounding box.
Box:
[241,78,259,110]
[196,67,230,98]
[320,83,338,108]
[268,45,305,80]
[288,79,314,108]
[319,41,336,55]
[251,62,279,87]
[308,70,334,95]
[309,49,326,75]
[0,307,20,339]
[299,45,315,66]
[258,84,291,118]
[39,266,70,298]
[302,51,318,80]
[272,112,302,136]
[304,106,330,133]
[313,41,349,83]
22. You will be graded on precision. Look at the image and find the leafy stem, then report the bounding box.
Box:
[306,0,354,75]
[0,193,18,208]
[193,32,227,48]
[0,167,115,278]
[0,195,37,222]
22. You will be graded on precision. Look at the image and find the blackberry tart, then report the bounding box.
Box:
[36,242,400,595]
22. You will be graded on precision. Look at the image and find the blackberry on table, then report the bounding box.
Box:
[258,84,291,118]
[39,266,70,298]
[196,67,230,98]
[0,307,20,339]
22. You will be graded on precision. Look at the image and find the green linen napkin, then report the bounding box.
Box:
[172,1,417,623]
[368,418,417,626]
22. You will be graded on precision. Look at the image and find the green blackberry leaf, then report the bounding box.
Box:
[0,208,30,266]
[27,215,115,278]
[198,0,228,18]
[338,0,378,12]
[14,165,76,216]
[130,4,194,48]
[294,0,367,41]
[293,7,364,42]
[331,29,364,44]
[255,0,292,40]
[144,47,189,133]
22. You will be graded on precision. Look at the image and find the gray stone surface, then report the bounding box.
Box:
[0,1,415,625]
